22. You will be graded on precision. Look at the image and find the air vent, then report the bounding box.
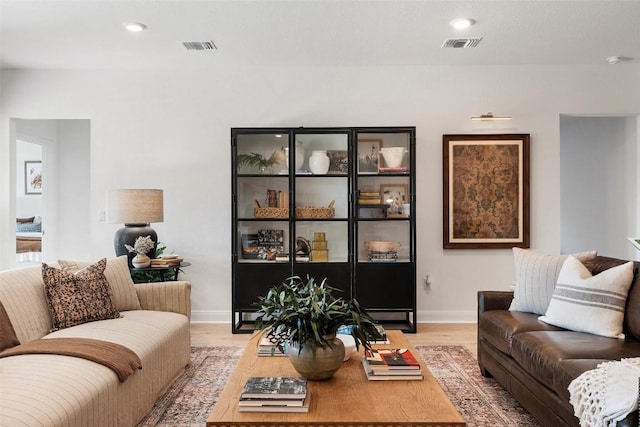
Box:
[182,41,218,51]
[441,38,482,49]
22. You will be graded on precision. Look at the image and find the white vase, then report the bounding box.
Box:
[132,253,151,268]
[309,150,330,175]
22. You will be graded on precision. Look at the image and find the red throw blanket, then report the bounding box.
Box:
[0,337,142,382]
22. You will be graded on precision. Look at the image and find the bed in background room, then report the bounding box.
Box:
[16,216,42,262]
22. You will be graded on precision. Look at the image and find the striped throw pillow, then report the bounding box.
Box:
[509,248,597,315]
[539,255,634,338]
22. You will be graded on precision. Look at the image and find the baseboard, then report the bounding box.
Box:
[190,310,477,324]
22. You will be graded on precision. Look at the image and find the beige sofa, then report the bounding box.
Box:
[0,256,191,427]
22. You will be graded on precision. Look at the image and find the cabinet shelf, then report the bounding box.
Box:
[232,127,416,334]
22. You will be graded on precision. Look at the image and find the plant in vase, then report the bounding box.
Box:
[255,275,382,380]
[125,235,155,268]
[237,147,286,173]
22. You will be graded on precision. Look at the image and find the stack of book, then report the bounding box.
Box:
[361,348,424,381]
[358,191,381,205]
[238,377,310,412]
[150,255,183,267]
[257,334,286,357]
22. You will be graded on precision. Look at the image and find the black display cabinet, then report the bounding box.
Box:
[231,127,416,333]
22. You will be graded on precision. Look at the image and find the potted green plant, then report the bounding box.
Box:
[237,147,286,173]
[255,275,382,380]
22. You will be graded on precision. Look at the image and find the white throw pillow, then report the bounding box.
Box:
[539,256,634,339]
[509,248,597,315]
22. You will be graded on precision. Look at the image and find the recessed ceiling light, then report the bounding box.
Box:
[123,22,147,32]
[450,18,475,30]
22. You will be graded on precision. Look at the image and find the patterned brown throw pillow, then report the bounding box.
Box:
[42,258,120,331]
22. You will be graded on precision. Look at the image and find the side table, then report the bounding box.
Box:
[130,262,191,283]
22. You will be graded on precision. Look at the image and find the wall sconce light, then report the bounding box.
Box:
[107,189,164,266]
[471,112,512,121]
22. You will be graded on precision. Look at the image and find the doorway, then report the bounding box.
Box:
[10,119,91,267]
[560,115,640,260]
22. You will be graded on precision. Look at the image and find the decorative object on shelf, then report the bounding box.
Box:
[379,147,406,169]
[107,189,164,267]
[241,234,260,259]
[443,134,530,249]
[253,200,289,218]
[358,190,381,205]
[295,236,311,260]
[311,232,328,262]
[266,189,278,207]
[380,184,408,217]
[125,235,155,268]
[365,240,399,262]
[257,229,285,261]
[237,147,286,173]
[327,150,348,174]
[295,200,335,219]
[308,150,330,175]
[255,275,382,380]
[357,139,382,174]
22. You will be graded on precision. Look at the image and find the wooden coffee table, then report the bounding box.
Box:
[206,330,466,426]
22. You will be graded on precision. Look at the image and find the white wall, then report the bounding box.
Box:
[1,65,639,323]
[560,116,639,260]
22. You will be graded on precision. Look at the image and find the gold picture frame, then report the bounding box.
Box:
[443,134,530,249]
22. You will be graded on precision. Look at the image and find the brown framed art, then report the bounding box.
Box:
[443,134,530,249]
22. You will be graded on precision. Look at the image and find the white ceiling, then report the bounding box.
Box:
[1,0,639,70]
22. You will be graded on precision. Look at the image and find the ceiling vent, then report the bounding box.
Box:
[181,41,218,51]
[441,38,482,49]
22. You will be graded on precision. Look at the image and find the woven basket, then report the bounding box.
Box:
[253,200,289,218]
[295,200,335,219]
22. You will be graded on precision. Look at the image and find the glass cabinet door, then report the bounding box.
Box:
[235,132,290,263]
[293,132,349,264]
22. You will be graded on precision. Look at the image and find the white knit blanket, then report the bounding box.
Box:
[568,358,640,427]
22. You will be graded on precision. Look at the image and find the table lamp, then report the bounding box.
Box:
[107,189,164,266]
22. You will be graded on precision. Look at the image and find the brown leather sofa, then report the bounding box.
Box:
[478,255,640,427]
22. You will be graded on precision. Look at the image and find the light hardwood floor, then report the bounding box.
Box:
[190,323,478,358]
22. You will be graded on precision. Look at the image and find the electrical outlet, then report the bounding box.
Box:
[97,209,105,221]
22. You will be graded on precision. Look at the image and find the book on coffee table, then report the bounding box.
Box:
[364,348,421,370]
[240,377,307,400]
[361,357,424,381]
[238,394,311,413]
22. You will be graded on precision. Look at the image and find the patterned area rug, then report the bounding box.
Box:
[137,345,541,427]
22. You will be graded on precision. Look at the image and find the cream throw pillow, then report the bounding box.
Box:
[509,248,597,315]
[539,256,633,339]
[58,255,141,311]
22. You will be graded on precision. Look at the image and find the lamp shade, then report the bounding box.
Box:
[107,189,164,225]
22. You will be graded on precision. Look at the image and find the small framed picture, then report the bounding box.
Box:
[327,150,348,174]
[357,139,382,174]
[24,161,42,195]
[380,184,409,216]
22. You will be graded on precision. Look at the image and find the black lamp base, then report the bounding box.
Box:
[114,223,158,267]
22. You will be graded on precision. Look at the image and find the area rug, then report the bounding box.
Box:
[137,345,542,427]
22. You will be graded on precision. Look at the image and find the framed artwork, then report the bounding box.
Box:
[357,139,382,174]
[380,183,409,216]
[327,150,348,174]
[24,161,42,195]
[443,134,530,249]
